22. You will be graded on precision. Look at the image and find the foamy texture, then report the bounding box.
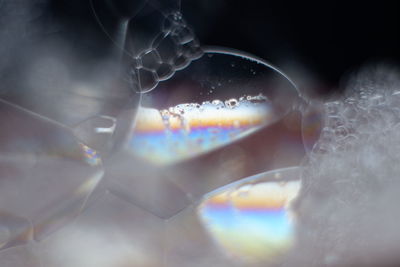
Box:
[285,65,400,267]
[129,11,203,93]
[130,95,275,165]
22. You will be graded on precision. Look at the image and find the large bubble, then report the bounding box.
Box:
[0,1,311,266]
[127,47,301,165]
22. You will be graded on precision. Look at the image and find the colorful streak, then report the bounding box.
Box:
[198,167,301,263]
[302,105,323,153]
[129,95,277,165]
[80,143,102,166]
[45,138,101,167]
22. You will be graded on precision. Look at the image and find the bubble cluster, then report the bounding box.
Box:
[287,66,400,267]
[129,11,203,93]
[309,68,400,156]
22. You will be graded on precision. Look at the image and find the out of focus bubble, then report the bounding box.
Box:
[198,167,301,264]
[0,100,104,244]
[39,192,164,267]
[0,245,41,267]
[128,48,300,165]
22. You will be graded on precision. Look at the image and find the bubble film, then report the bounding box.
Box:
[0,245,41,267]
[198,167,301,264]
[130,94,277,165]
[0,99,104,243]
[80,143,102,166]
[0,1,308,265]
[125,48,300,165]
[286,66,400,267]
[129,11,203,93]
[38,192,164,267]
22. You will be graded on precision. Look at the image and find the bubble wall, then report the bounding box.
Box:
[198,167,301,264]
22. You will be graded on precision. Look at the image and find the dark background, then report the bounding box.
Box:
[182,0,400,96]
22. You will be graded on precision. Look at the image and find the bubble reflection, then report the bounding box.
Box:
[130,94,277,165]
[198,167,301,264]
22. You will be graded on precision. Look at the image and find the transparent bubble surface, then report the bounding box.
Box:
[0,4,308,265]
[127,47,300,165]
[38,192,164,267]
[0,245,41,267]
[0,100,104,245]
[301,102,324,154]
[197,167,301,264]
[129,11,203,93]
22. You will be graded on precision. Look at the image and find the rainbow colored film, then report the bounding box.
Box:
[198,168,301,263]
[130,95,276,165]
[80,143,102,166]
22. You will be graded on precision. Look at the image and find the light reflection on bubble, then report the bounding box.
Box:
[197,167,301,264]
[130,94,277,165]
[0,99,105,242]
[301,103,324,153]
[80,143,102,166]
[124,47,301,166]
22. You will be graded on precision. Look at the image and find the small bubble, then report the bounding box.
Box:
[225,98,239,108]
[334,126,348,139]
[311,144,328,154]
[326,116,345,128]
[370,93,384,105]
[325,101,340,115]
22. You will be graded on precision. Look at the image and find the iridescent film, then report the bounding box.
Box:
[198,167,301,263]
[130,94,277,165]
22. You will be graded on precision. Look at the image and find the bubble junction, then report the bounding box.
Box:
[129,11,203,93]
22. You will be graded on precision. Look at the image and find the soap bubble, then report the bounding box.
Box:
[0,100,104,246]
[164,166,302,266]
[0,1,310,266]
[127,47,301,165]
